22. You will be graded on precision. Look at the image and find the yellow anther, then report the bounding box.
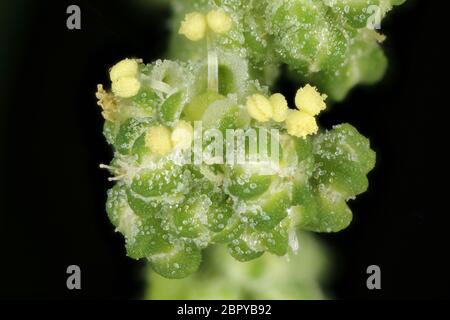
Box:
[269,93,288,122]
[206,9,232,34]
[171,121,194,150]
[285,110,319,138]
[179,12,207,41]
[109,59,139,82]
[145,126,173,156]
[111,77,141,98]
[295,84,327,116]
[246,94,273,122]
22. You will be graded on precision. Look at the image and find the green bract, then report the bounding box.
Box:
[167,0,405,100]
[99,52,375,278]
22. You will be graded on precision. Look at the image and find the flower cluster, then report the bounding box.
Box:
[97,2,382,278]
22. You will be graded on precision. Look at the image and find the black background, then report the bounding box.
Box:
[0,0,448,299]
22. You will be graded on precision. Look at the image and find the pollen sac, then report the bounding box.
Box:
[98,51,375,278]
[112,77,141,98]
[145,125,173,156]
[285,110,319,138]
[171,120,194,150]
[206,9,233,34]
[246,94,273,122]
[295,84,327,116]
[110,59,139,82]
[179,12,207,41]
[270,93,288,122]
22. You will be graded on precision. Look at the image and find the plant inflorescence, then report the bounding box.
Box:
[97,0,404,279]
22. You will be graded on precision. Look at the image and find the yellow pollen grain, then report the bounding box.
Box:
[171,121,194,150]
[145,126,173,156]
[246,94,273,122]
[285,110,319,138]
[111,77,141,98]
[295,84,327,116]
[109,59,139,82]
[206,9,232,34]
[269,93,288,122]
[179,12,207,41]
